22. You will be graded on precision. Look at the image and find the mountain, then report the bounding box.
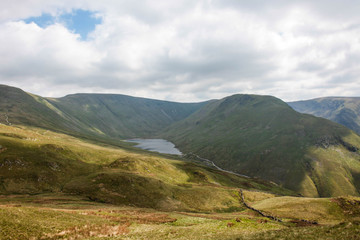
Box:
[162,94,360,197]
[2,84,360,198]
[0,84,206,139]
[288,97,360,135]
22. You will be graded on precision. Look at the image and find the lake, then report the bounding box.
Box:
[126,139,182,155]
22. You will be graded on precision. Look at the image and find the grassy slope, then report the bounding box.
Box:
[0,84,206,140]
[162,94,360,197]
[0,85,70,131]
[0,192,359,239]
[0,124,291,212]
[288,97,360,135]
[48,93,207,138]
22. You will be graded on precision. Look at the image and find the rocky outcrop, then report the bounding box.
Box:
[316,136,358,153]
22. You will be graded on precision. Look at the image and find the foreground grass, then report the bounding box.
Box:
[251,196,344,224]
[240,221,360,240]
[0,194,282,240]
[0,193,360,239]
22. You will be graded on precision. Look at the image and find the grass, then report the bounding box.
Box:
[251,196,344,224]
[0,194,285,239]
[305,144,360,197]
[239,221,360,240]
[0,124,291,212]
[0,205,112,239]
[0,193,359,239]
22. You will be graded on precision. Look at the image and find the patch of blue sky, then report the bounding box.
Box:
[25,13,55,28]
[24,9,102,40]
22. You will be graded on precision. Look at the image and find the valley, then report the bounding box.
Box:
[1,84,360,239]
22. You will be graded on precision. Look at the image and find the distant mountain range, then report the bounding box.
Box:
[1,84,360,197]
[288,97,360,135]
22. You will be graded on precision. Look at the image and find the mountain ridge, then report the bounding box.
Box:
[0,84,207,139]
[288,97,360,135]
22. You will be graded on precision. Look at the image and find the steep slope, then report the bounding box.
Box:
[162,94,360,197]
[288,97,360,135]
[0,85,71,131]
[48,93,206,138]
[0,84,205,139]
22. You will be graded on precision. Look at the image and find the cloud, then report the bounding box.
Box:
[0,0,359,101]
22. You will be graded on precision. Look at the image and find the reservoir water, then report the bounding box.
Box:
[126,139,182,155]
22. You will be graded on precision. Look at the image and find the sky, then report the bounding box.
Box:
[0,0,359,102]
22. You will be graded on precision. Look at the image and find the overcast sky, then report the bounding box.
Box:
[0,0,359,102]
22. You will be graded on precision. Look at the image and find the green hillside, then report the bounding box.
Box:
[162,94,360,197]
[49,93,206,138]
[0,124,291,211]
[288,97,360,135]
[0,85,71,131]
[0,84,205,140]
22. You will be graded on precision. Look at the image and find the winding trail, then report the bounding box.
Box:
[184,153,250,178]
[2,113,11,125]
[5,114,10,125]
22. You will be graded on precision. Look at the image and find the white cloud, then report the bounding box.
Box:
[0,21,101,82]
[0,0,359,101]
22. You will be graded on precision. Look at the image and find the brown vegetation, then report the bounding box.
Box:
[227,222,234,227]
[42,223,130,239]
[81,209,177,224]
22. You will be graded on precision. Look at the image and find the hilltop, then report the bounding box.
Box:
[162,94,360,197]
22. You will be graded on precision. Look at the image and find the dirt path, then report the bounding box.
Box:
[3,113,11,125]
[185,153,250,178]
